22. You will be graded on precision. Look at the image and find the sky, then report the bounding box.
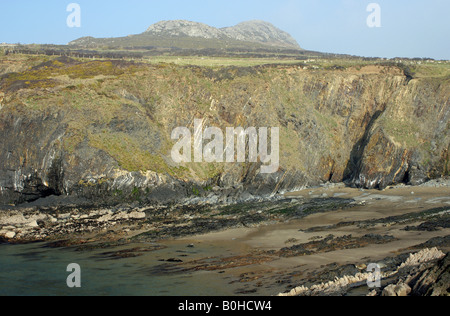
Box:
[0,0,449,60]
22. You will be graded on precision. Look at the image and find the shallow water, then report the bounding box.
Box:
[0,241,253,296]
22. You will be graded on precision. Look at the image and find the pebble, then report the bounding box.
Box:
[382,283,411,297]
[355,264,367,270]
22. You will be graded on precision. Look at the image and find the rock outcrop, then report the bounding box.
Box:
[221,20,300,49]
[279,248,448,296]
[382,283,412,296]
[145,20,226,40]
[406,253,450,296]
[0,57,448,206]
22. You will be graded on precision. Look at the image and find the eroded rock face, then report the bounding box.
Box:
[279,248,448,297]
[145,20,225,40]
[0,58,448,206]
[220,20,301,49]
[407,253,450,296]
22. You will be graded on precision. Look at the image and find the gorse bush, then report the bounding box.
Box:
[0,56,138,92]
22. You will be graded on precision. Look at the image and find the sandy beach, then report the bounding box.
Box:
[1,180,449,296]
[170,181,450,295]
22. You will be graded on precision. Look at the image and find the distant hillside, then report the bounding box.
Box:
[69,20,302,51]
[221,20,300,49]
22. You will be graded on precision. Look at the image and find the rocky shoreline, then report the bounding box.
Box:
[2,178,446,244]
[1,180,449,296]
[278,247,449,296]
[0,186,356,244]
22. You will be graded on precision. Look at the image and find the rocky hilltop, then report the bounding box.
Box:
[69,20,301,50]
[221,20,300,49]
[145,20,226,39]
[0,55,449,207]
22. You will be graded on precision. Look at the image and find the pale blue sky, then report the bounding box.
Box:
[0,0,449,59]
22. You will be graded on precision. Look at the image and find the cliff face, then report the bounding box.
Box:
[0,56,448,206]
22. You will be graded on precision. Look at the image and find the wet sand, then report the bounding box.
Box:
[173,183,450,295]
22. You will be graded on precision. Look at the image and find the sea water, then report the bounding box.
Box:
[0,241,249,296]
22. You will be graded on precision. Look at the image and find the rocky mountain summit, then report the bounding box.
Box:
[69,20,301,50]
[144,20,301,49]
[144,20,226,39]
[221,20,300,49]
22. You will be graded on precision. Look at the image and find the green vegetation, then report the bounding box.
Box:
[65,61,126,79]
[379,117,421,148]
[131,186,141,199]
[88,131,167,172]
[192,187,200,197]
[143,56,303,68]
[376,60,450,79]
[314,109,338,130]
[1,52,448,186]
[218,202,261,216]
[0,57,140,93]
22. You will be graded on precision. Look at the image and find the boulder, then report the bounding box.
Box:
[4,231,16,239]
[382,283,411,296]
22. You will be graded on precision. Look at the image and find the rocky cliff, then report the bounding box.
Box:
[0,56,449,206]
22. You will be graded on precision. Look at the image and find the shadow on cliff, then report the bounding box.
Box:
[343,109,385,188]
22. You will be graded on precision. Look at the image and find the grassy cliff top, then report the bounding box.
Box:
[1,53,448,181]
